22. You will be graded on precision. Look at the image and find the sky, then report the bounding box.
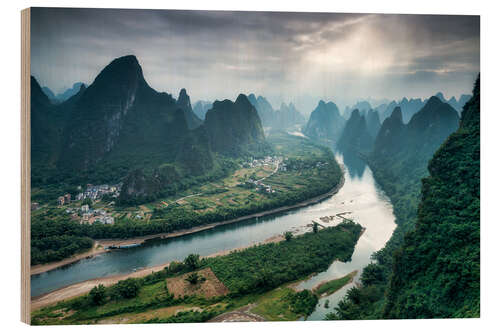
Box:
[30,7,480,112]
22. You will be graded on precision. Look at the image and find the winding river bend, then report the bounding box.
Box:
[31,150,396,319]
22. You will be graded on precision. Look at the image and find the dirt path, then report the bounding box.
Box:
[255,161,280,182]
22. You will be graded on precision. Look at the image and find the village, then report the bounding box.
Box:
[30,154,302,226]
[31,183,123,225]
[243,155,284,194]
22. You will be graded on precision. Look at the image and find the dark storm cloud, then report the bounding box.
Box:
[30,7,479,109]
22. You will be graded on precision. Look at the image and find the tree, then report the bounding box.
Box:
[185,272,205,285]
[89,284,106,305]
[115,278,140,298]
[184,253,200,270]
[312,222,319,233]
[360,263,386,286]
[167,261,185,274]
[284,231,293,241]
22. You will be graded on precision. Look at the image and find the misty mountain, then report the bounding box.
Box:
[275,102,306,129]
[192,100,212,120]
[372,96,459,167]
[176,88,203,129]
[205,94,269,156]
[384,77,479,318]
[365,109,382,139]
[41,86,56,101]
[31,77,64,166]
[378,98,425,123]
[248,94,275,127]
[42,82,87,103]
[337,109,374,152]
[31,55,270,204]
[377,92,471,123]
[344,100,372,119]
[57,82,87,102]
[435,91,472,113]
[31,77,88,169]
[247,94,305,130]
[373,107,406,157]
[303,100,345,143]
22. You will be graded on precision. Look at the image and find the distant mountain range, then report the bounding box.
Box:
[377,98,426,123]
[345,92,471,125]
[434,92,472,114]
[192,100,212,120]
[303,91,460,158]
[31,55,269,203]
[373,96,459,163]
[344,101,372,119]
[42,82,87,103]
[247,93,306,130]
[374,79,479,319]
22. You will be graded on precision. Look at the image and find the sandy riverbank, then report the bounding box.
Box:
[30,233,286,311]
[32,172,345,276]
[30,243,109,276]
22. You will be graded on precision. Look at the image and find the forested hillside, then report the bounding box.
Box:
[383,77,480,318]
[31,55,270,204]
[327,76,478,320]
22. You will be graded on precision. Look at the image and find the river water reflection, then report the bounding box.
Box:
[32,150,396,321]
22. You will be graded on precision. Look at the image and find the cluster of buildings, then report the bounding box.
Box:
[245,179,276,194]
[81,207,115,225]
[57,193,72,206]
[75,184,121,201]
[56,184,120,206]
[53,184,120,225]
[65,205,115,225]
[244,155,283,169]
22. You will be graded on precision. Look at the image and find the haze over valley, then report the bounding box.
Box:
[29,8,479,324]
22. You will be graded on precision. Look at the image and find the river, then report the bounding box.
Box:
[31,150,396,320]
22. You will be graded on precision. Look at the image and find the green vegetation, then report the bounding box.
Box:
[185,272,206,285]
[31,132,343,265]
[206,221,362,295]
[31,208,94,265]
[337,109,374,152]
[314,271,357,296]
[32,222,362,325]
[252,288,318,320]
[327,77,479,320]
[383,77,480,318]
[31,56,271,207]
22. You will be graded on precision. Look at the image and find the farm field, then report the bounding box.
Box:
[31,222,362,325]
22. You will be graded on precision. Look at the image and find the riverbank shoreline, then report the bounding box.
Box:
[30,243,109,276]
[31,170,345,276]
[30,233,287,311]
